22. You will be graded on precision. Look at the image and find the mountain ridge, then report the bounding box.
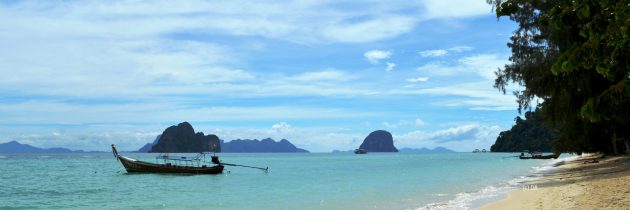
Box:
[0,141,92,153]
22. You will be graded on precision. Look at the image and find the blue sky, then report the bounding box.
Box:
[0,0,525,152]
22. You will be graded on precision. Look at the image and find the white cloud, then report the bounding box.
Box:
[396,81,518,110]
[321,16,417,43]
[0,1,497,100]
[395,124,501,151]
[290,70,353,82]
[458,54,507,80]
[0,1,508,152]
[415,54,507,79]
[383,120,410,128]
[0,1,430,45]
[421,0,493,19]
[271,122,293,133]
[418,46,473,57]
[0,101,376,125]
[0,1,429,102]
[385,62,396,72]
[419,49,448,57]
[448,46,474,52]
[415,118,426,126]
[382,118,426,128]
[0,127,161,152]
[364,50,392,64]
[407,77,429,82]
[396,54,519,110]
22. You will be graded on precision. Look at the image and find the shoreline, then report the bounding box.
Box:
[476,154,630,210]
[419,154,567,210]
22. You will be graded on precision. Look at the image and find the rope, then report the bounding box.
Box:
[221,163,269,173]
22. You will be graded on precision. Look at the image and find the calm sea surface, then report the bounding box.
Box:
[0,152,565,209]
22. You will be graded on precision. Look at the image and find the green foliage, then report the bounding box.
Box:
[488,0,630,154]
[491,110,556,152]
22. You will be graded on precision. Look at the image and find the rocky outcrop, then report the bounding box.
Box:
[221,138,309,153]
[148,122,221,153]
[359,130,398,152]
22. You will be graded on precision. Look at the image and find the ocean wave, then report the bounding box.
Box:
[418,156,575,210]
[418,180,519,210]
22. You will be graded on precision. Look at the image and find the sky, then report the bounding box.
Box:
[0,0,526,152]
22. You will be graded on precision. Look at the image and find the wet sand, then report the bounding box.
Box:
[477,154,630,210]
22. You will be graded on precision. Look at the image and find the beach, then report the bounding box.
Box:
[477,154,630,210]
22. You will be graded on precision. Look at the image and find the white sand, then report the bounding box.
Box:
[477,155,630,210]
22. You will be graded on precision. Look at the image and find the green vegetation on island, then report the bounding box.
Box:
[488,0,630,154]
[491,110,556,152]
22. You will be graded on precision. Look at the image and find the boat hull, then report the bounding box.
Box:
[118,156,224,174]
[112,144,223,174]
[519,154,560,160]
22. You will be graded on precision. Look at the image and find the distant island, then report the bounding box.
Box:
[139,122,308,153]
[137,135,160,153]
[221,138,308,153]
[0,141,91,153]
[148,122,221,153]
[490,110,556,152]
[334,146,455,153]
[358,130,398,152]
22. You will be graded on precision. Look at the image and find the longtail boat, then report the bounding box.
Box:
[519,152,561,160]
[354,149,367,154]
[111,144,224,174]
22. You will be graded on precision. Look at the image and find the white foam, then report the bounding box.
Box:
[418,155,577,210]
[427,193,449,197]
[531,155,577,175]
[419,176,533,210]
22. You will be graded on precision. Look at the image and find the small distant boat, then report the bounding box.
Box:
[111,144,268,174]
[354,149,367,154]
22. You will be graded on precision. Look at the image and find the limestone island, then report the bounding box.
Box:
[358,130,398,152]
[140,122,308,153]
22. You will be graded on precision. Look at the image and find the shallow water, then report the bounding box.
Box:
[0,152,561,209]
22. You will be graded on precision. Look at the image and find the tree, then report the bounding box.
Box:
[488,0,630,154]
[491,109,556,152]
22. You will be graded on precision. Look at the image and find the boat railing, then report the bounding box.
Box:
[155,153,207,167]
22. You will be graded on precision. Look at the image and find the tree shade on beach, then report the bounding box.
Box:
[488,0,630,154]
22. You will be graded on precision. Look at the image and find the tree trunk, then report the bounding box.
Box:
[624,138,630,154]
[612,134,619,154]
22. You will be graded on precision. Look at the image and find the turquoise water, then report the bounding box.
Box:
[0,152,562,209]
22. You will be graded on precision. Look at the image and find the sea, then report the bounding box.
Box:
[0,152,568,209]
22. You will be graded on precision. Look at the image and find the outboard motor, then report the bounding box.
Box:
[211,155,221,164]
